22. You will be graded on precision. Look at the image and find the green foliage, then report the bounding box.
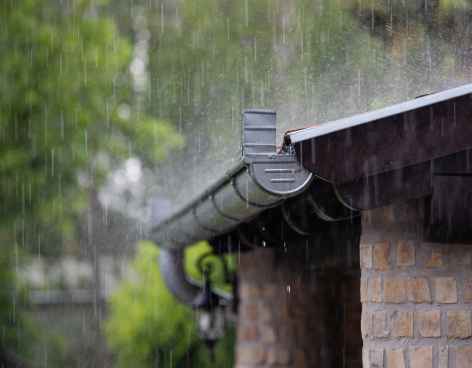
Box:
[105,241,235,368]
[439,0,471,11]
[105,242,193,367]
[0,247,69,366]
[0,0,182,230]
[0,0,182,363]
[0,247,30,361]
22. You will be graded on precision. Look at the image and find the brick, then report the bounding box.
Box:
[238,345,266,365]
[415,310,441,337]
[447,310,472,338]
[373,311,389,337]
[397,241,415,267]
[426,248,444,268]
[391,311,413,337]
[262,284,278,298]
[407,277,431,303]
[373,241,390,270]
[410,346,433,368]
[241,303,258,320]
[456,346,472,368]
[238,324,258,341]
[384,277,407,303]
[267,346,290,365]
[240,284,261,299]
[363,348,384,368]
[361,277,368,302]
[464,279,472,303]
[382,206,395,222]
[439,346,448,368]
[361,311,372,338]
[369,276,383,303]
[434,277,457,304]
[258,301,273,323]
[259,324,276,343]
[387,349,405,368]
[361,245,373,269]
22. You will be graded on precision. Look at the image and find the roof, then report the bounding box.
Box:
[286,83,472,143]
[151,83,472,249]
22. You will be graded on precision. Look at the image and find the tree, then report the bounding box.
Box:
[0,247,31,367]
[0,0,182,241]
[105,241,235,368]
[0,0,182,363]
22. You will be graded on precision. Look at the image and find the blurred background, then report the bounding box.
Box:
[2,0,472,367]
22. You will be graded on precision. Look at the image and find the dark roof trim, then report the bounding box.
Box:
[290,83,472,186]
[286,83,472,144]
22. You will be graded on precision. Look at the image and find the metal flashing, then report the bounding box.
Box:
[286,83,472,144]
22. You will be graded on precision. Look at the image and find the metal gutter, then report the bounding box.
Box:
[286,83,472,144]
[151,110,313,306]
[151,110,313,250]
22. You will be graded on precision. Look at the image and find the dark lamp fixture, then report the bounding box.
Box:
[192,262,227,356]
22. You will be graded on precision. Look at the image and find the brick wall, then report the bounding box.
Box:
[361,201,472,368]
[235,222,362,368]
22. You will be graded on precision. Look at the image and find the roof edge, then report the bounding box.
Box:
[287,83,472,144]
[150,110,312,249]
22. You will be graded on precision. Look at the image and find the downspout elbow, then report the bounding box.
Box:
[159,248,201,305]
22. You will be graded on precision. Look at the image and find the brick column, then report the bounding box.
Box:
[361,200,472,368]
[235,222,362,368]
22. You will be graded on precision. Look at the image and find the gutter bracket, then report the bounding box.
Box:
[242,110,313,196]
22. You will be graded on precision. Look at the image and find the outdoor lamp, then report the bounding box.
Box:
[196,305,226,348]
[192,269,226,353]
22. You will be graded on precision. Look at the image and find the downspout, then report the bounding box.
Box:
[152,110,313,306]
[158,248,200,305]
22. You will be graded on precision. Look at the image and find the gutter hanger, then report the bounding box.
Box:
[151,110,313,250]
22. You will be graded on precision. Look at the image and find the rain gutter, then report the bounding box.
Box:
[151,110,313,305]
[151,110,313,249]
